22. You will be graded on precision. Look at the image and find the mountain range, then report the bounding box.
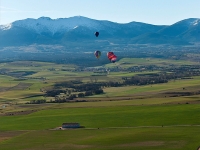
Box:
[0,16,200,47]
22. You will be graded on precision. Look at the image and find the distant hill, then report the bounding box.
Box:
[0,16,199,47]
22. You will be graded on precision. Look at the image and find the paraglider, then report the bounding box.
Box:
[94,50,101,59]
[94,32,99,37]
[107,52,117,63]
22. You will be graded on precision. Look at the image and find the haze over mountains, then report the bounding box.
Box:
[0,16,200,47]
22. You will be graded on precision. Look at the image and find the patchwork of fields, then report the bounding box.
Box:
[0,59,200,150]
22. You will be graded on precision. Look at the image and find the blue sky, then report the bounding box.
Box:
[0,0,200,25]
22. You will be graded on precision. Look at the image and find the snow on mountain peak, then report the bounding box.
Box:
[193,19,200,26]
[4,16,102,35]
[73,26,79,29]
[0,23,12,30]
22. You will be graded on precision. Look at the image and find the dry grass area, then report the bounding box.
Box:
[8,83,33,90]
[0,109,37,116]
[113,140,186,149]
[117,141,165,147]
[0,87,9,92]
[0,83,32,93]
[0,131,26,143]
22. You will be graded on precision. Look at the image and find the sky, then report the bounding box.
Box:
[0,0,200,25]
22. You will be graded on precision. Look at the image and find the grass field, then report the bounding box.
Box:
[105,57,198,68]
[0,60,200,150]
[0,127,200,150]
[0,102,200,150]
[1,103,200,130]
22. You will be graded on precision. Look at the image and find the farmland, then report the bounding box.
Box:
[0,57,200,150]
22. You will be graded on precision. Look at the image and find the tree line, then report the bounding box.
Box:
[27,65,200,104]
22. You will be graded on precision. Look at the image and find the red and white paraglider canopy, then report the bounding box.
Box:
[107,52,117,63]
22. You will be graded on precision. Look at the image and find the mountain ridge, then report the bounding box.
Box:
[0,16,200,47]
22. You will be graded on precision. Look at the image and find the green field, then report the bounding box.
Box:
[0,60,200,150]
[105,58,197,68]
[0,102,200,150]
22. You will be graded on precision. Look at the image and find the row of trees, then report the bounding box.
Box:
[123,75,168,85]
[43,89,104,103]
[27,99,46,104]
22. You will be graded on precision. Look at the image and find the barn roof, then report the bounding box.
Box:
[62,123,79,125]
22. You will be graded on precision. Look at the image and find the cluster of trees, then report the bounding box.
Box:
[54,81,105,94]
[44,89,104,103]
[42,81,105,103]
[47,67,200,101]
[123,74,168,85]
[50,94,77,103]
[123,68,200,86]
[55,80,123,89]
[27,99,46,104]
[26,63,200,104]
[45,88,103,101]
[166,91,200,97]
[79,89,104,97]
[45,89,66,97]
[166,65,200,76]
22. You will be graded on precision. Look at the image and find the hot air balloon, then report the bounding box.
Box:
[107,52,117,63]
[94,32,99,37]
[94,50,101,59]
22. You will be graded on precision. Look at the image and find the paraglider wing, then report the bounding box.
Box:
[94,50,101,59]
[107,52,113,59]
[94,32,99,37]
[111,56,117,63]
[107,52,117,63]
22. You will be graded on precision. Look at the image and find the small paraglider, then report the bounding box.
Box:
[94,32,99,37]
[107,52,117,63]
[94,50,101,59]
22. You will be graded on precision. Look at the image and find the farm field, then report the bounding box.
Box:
[0,59,200,150]
[0,102,200,150]
[105,57,197,68]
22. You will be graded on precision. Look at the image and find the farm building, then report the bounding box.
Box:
[62,123,80,128]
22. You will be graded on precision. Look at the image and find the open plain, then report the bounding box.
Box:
[0,58,200,150]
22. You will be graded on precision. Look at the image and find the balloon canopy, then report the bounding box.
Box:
[107,52,117,63]
[94,32,99,37]
[94,50,101,59]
